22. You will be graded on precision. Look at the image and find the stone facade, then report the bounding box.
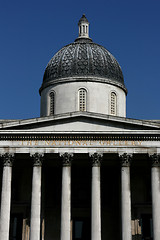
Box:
[0,124,160,240]
[0,15,159,240]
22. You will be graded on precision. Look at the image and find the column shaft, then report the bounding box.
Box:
[60,153,73,240]
[61,166,71,240]
[120,153,132,240]
[30,153,43,240]
[0,153,14,240]
[90,153,102,240]
[92,166,101,240]
[151,154,160,240]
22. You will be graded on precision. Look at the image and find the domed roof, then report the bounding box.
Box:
[40,15,126,93]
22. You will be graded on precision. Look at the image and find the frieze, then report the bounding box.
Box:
[25,139,143,146]
[0,139,145,147]
[0,134,160,149]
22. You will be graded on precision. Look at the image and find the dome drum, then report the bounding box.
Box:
[40,81,126,117]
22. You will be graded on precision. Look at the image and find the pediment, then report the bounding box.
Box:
[0,112,160,132]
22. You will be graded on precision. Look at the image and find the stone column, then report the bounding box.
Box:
[60,152,73,240]
[90,153,103,240]
[120,153,132,240]
[150,153,160,240]
[30,153,43,240]
[0,153,14,240]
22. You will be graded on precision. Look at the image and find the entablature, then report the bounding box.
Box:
[0,131,160,155]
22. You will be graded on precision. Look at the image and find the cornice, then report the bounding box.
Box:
[0,111,160,129]
[39,76,128,95]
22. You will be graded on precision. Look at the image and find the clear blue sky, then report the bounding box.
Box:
[0,0,160,120]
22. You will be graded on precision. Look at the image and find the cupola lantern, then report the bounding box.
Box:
[78,14,89,38]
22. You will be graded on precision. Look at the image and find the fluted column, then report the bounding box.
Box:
[90,153,103,240]
[150,153,160,240]
[60,152,73,240]
[120,153,132,240]
[30,153,43,240]
[0,153,14,240]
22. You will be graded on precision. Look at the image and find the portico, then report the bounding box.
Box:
[0,116,160,240]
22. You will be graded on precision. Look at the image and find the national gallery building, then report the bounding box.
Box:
[0,15,160,240]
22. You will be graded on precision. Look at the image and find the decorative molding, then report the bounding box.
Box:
[60,152,73,166]
[149,153,160,167]
[0,133,160,141]
[40,76,127,95]
[89,152,103,167]
[1,153,14,167]
[30,153,44,166]
[119,153,132,167]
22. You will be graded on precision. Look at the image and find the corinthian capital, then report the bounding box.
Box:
[60,152,73,166]
[30,153,44,166]
[1,153,14,167]
[150,153,160,167]
[89,153,103,167]
[119,153,132,167]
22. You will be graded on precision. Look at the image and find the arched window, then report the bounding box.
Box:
[79,88,87,111]
[110,92,117,115]
[50,92,55,115]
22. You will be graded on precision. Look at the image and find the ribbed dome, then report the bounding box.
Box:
[40,15,127,117]
[40,15,126,93]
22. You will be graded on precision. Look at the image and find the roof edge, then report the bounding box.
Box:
[1,111,160,129]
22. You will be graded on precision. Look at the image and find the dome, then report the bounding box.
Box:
[40,15,127,118]
[40,15,126,94]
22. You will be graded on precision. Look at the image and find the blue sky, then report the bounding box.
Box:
[0,0,160,120]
